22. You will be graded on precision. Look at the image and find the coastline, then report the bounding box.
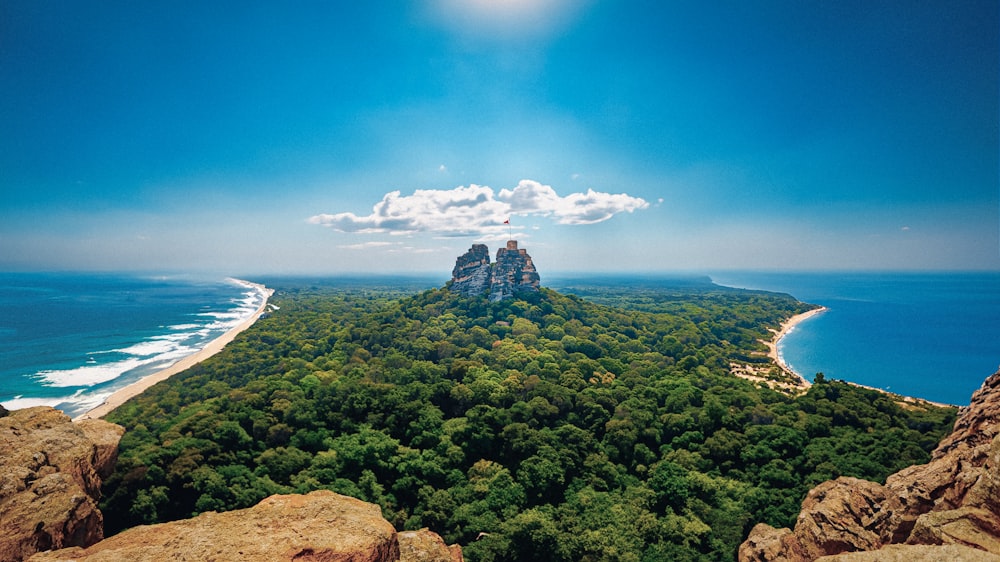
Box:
[75,280,274,421]
[767,305,955,408]
[767,306,828,388]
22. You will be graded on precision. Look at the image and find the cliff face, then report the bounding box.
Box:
[451,243,492,297]
[31,490,462,562]
[0,406,124,562]
[450,240,540,301]
[740,370,1000,561]
[489,241,540,302]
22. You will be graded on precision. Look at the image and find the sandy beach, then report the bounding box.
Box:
[75,281,274,421]
[766,306,828,388]
[762,306,955,408]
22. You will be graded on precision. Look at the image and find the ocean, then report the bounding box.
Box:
[711,272,1000,406]
[0,273,267,418]
[2,272,996,417]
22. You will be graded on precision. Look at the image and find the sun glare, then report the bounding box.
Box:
[427,0,587,39]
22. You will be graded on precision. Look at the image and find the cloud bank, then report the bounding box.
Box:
[308,180,648,237]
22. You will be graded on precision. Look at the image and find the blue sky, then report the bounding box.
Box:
[2,1,997,275]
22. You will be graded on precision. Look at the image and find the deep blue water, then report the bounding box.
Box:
[0,273,267,418]
[712,272,1000,405]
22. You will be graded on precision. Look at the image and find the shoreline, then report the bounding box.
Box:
[767,306,828,388]
[75,280,274,421]
[766,306,955,408]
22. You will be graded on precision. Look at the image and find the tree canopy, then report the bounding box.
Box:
[101,278,956,561]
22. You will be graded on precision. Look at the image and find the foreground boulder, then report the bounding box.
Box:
[31,490,462,562]
[740,371,1000,561]
[0,407,124,562]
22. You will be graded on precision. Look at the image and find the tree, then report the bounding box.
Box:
[100,280,957,560]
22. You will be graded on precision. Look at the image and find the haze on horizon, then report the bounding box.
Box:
[2,1,997,276]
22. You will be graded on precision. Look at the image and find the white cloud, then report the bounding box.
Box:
[337,241,396,250]
[308,179,648,236]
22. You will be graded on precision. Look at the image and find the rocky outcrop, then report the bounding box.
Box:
[30,490,464,562]
[398,529,464,562]
[31,490,398,562]
[816,544,1000,561]
[1,409,462,561]
[451,244,492,297]
[0,407,124,562]
[489,241,540,302]
[739,371,1000,561]
[449,240,540,301]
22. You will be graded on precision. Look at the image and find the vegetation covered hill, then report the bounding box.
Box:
[100,278,955,561]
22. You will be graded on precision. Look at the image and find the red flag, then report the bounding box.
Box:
[503,219,510,224]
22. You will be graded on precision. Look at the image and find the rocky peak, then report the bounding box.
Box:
[490,240,540,302]
[451,243,492,297]
[0,407,124,562]
[449,240,540,301]
[739,370,1000,561]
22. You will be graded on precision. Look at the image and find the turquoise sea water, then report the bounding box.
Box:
[0,273,267,418]
[711,272,1000,405]
[2,272,996,417]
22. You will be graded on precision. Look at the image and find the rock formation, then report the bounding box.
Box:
[1,407,462,561]
[31,490,462,562]
[739,370,1000,561]
[450,240,540,301]
[489,240,540,302]
[398,529,465,562]
[0,406,124,562]
[451,243,492,297]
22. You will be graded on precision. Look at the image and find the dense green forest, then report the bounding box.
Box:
[101,278,956,561]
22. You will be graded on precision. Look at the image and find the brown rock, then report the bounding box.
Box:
[739,523,808,562]
[816,543,1000,562]
[791,477,900,559]
[883,375,1000,533]
[0,407,124,562]
[739,370,1000,561]
[883,372,1000,543]
[907,507,1000,553]
[934,374,1000,460]
[398,529,464,562]
[30,490,400,562]
[965,432,1000,514]
[76,419,125,480]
